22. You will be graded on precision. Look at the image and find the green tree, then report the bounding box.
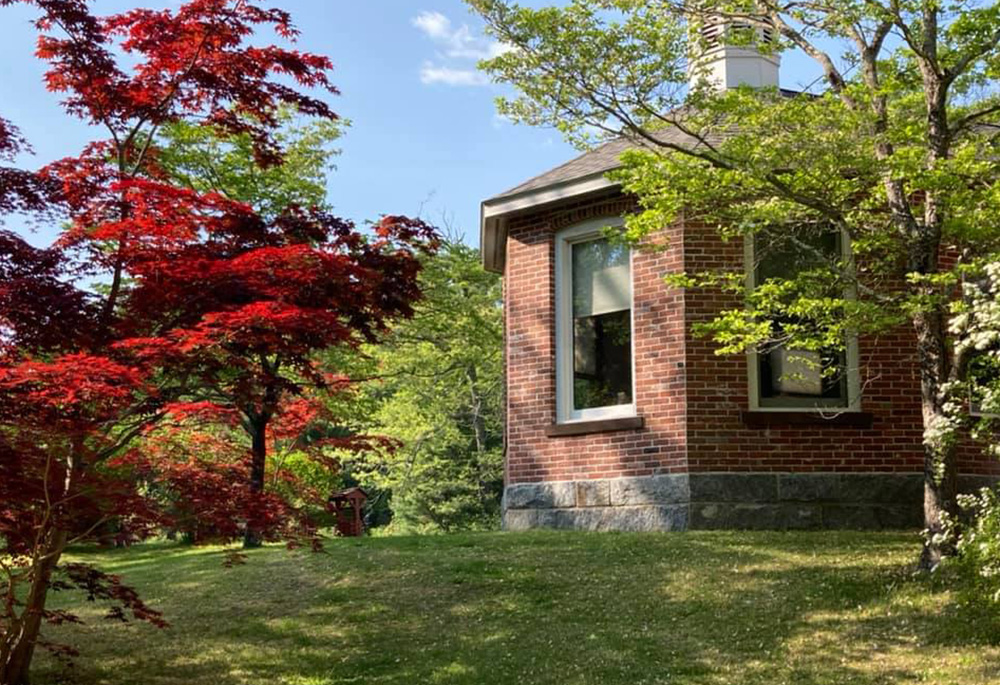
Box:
[341,237,504,533]
[157,108,345,217]
[153,110,359,542]
[470,0,1000,566]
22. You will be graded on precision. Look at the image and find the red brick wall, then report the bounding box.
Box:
[682,221,1000,477]
[504,193,688,484]
[682,220,928,473]
[502,192,1000,484]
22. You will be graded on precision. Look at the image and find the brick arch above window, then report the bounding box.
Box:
[547,195,637,233]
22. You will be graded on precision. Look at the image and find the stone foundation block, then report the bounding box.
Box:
[506,481,576,509]
[820,505,883,530]
[778,473,839,502]
[689,473,777,503]
[691,503,822,530]
[503,508,538,531]
[610,474,689,506]
[959,475,999,493]
[839,474,923,505]
[576,480,611,507]
[531,505,689,532]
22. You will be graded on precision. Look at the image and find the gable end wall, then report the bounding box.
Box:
[503,193,688,490]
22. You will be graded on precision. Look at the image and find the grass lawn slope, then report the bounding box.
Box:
[35,531,1000,685]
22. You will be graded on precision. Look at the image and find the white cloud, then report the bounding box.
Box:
[419,62,490,87]
[412,11,511,87]
[413,11,452,42]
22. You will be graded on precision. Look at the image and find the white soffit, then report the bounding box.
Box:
[479,172,619,273]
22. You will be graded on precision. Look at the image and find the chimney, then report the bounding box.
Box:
[688,17,780,90]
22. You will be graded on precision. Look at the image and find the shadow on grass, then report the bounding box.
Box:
[36,531,1000,685]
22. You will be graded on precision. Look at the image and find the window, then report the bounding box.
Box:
[963,273,1000,418]
[746,230,861,411]
[555,218,635,423]
[968,353,1000,418]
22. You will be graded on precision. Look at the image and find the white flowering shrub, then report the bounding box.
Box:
[945,488,1000,603]
[942,263,1000,597]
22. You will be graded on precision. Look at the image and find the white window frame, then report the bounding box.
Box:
[745,231,862,413]
[962,276,1000,419]
[554,217,637,424]
[969,397,998,419]
[968,358,999,418]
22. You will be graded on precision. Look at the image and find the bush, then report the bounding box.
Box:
[947,487,1000,603]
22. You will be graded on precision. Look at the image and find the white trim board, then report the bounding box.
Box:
[744,231,862,413]
[480,173,620,273]
[554,217,637,424]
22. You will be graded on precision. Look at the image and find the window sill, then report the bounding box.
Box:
[741,411,873,429]
[546,416,644,437]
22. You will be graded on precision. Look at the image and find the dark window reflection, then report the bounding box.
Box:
[754,230,848,408]
[571,239,632,411]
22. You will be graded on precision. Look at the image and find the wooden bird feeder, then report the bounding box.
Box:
[328,487,368,537]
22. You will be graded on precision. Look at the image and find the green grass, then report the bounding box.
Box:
[33,531,1000,685]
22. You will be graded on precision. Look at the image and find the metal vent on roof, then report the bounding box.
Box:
[699,21,724,49]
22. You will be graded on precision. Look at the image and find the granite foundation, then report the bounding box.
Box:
[500,472,984,531]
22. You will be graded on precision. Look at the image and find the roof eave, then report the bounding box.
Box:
[480,206,507,275]
[480,172,619,273]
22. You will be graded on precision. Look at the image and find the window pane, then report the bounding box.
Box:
[572,239,630,317]
[571,239,632,411]
[755,230,839,283]
[964,276,1000,416]
[758,347,847,407]
[754,230,848,407]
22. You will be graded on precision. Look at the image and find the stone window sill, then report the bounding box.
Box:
[741,411,874,429]
[545,416,644,437]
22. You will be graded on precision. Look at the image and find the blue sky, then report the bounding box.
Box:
[0,1,829,248]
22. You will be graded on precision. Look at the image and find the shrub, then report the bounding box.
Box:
[947,487,1000,603]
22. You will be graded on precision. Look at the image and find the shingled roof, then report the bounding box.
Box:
[486,123,729,203]
[480,90,808,273]
[491,137,635,201]
[480,127,713,273]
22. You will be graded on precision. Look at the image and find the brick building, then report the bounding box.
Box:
[479,33,999,532]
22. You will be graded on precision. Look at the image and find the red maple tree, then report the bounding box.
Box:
[0,353,167,682]
[108,188,436,545]
[0,1,435,682]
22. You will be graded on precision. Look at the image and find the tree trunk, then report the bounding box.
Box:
[0,531,67,685]
[465,365,494,511]
[466,366,487,456]
[914,310,959,570]
[921,441,958,570]
[243,420,268,549]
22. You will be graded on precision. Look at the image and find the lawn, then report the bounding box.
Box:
[33,531,1000,685]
